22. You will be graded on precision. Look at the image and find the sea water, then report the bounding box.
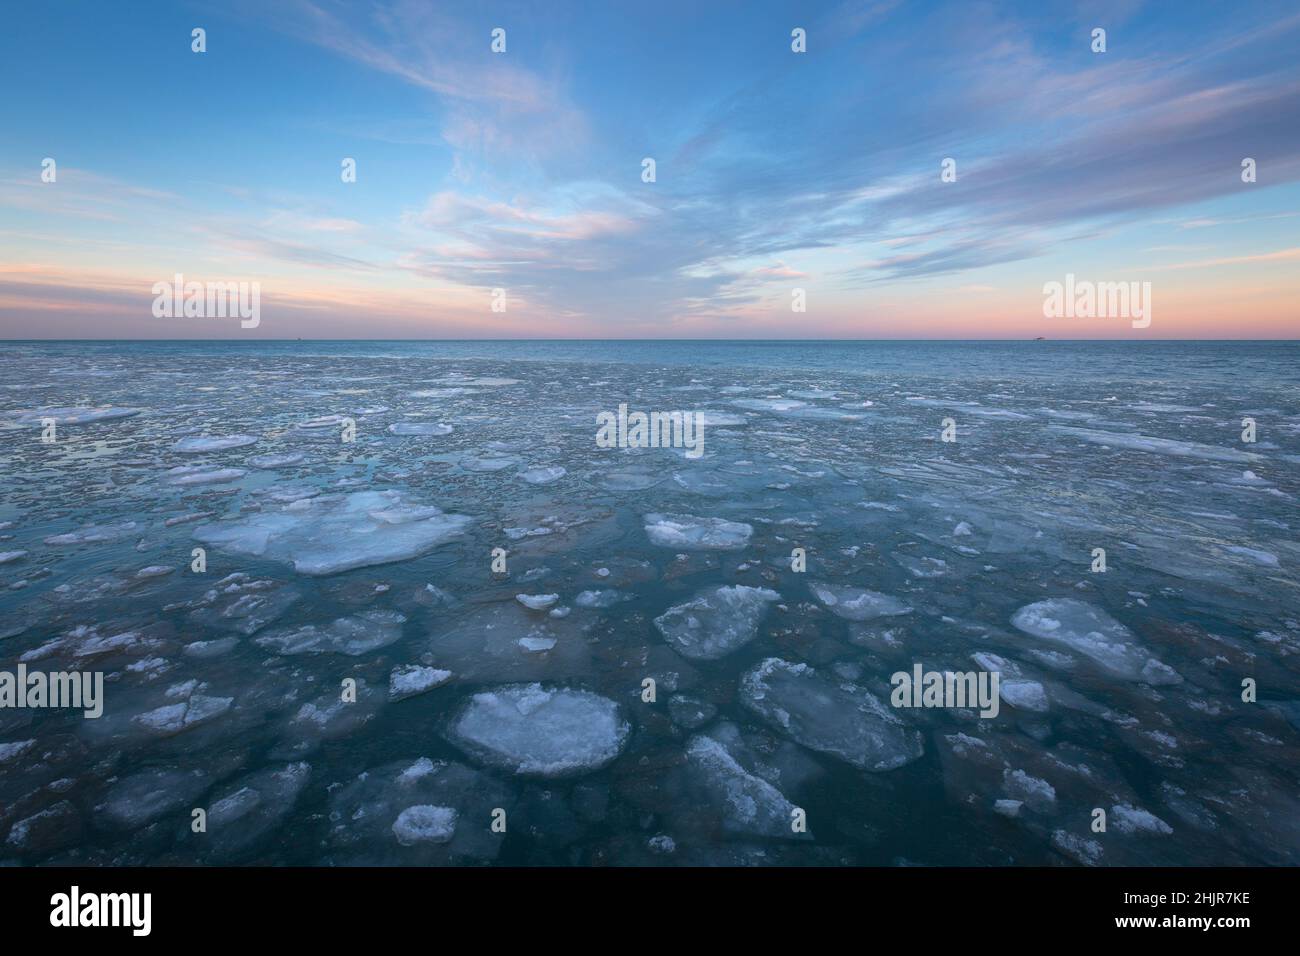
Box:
[0,340,1297,865]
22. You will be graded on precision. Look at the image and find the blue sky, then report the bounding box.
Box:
[1,0,1297,337]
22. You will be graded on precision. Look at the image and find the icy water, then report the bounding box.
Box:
[1,340,1298,866]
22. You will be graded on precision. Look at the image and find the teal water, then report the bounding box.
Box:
[1,340,1297,865]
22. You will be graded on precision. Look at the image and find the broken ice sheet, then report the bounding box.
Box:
[809,582,911,621]
[425,601,592,681]
[193,490,471,575]
[740,658,924,771]
[325,757,512,864]
[1010,599,1180,685]
[5,340,1300,866]
[643,513,753,549]
[256,609,406,656]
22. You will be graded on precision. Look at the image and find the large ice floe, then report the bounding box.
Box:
[255,609,406,656]
[654,585,780,660]
[740,658,924,771]
[683,733,809,840]
[203,763,311,861]
[193,490,470,575]
[6,405,142,425]
[172,434,258,453]
[1047,425,1262,463]
[445,684,630,777]
[809,582,912,621]
[1010,599,1180,685]
[643,513,753,549]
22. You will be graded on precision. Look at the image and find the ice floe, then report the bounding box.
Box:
[740,658,924,771]
[809,582,911,621]
[654,585,779,660]
[256,609,406,656]
[172,434,259,453]
[644,513,753,550]
[193,490,470,575]
[445,684,630,777]
[1011,599,1180,684]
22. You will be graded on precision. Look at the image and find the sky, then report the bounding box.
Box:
[0,0,1297,339]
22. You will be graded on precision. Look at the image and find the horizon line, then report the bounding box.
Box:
[2,337,1299,344]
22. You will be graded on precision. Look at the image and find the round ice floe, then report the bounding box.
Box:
[739,658,923,771]
[654,585,779,660]
[297,415,351,429]
[518,465,566,485]
[446,684,630,777]
[8,406,141,425]
[248,452,306,468]
[388,422,453,436]
[999,680,1049,713]
[392,805,458,846]
[593,468,666,492]
[172,434,258,453]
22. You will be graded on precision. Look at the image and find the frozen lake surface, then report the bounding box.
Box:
[1,340,1298,865]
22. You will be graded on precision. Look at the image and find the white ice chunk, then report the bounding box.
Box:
[446,684,629,777]
[166,465,246,486]
[644,513,752,550]
[685,734,803,839]
[132,694,234,735]
[1111,803,1174,835]
[1048,425,1261,463]
[392,805,458,845]
[516,593,559,610]
[8,406,141,425]
[389,665,453,701]
[1000,680,1049,713]
[193,490,470,575]
[654,585,779,660]
[1011,599,1179,684]
[388,422,453,436]
[172,434,258,453]
[809,582,911,621]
